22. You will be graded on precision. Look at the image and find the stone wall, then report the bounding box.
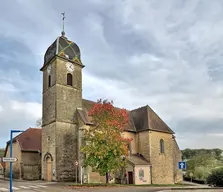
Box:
[41,57,83,181]
[149,131,174,184]
[21,152,41,180]
[122,132,137,154]
[55,121,78,181]
[137,131,150,161]
[173,138,183,183]
[41,122,56,181]
[4,141,22,179]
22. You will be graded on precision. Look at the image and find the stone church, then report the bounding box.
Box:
[40,31,183,184]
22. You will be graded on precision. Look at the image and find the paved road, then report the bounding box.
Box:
[0,179,220,192]
[0,179,171,192]
[161,190,223,192]
[0,180,68,192]
[0,179,166,192]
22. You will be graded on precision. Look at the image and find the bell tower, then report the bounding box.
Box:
[40,29,84,181]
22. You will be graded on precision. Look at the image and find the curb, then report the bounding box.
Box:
[170,187,223,190]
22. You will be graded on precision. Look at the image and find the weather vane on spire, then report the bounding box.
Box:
[61,12,65,36]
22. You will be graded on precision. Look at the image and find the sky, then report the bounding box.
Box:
[0,0,223,150]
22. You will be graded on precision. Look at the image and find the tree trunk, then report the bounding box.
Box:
[106,172,109,183]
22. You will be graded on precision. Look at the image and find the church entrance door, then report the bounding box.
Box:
[46,157,52,181]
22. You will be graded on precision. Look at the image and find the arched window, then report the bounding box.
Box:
[67,73,73,86]
[160,139,164,153]
[48,75,51,88]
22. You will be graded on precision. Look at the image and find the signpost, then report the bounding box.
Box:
[3,158,17,163]
[178,161,186,170]
[75,160,78,184]
[9,130,24,192]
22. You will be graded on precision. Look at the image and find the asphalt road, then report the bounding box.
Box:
[0,179,167,192]
[0,179,67,192]
[0,179,220,192]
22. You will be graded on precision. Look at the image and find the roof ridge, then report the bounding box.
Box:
[130,105,148,112]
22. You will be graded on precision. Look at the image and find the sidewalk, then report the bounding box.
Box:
[182,181,210,188]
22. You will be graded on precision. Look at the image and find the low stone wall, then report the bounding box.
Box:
[21,163,41,180]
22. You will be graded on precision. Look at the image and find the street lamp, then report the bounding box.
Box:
[9,130,24,192]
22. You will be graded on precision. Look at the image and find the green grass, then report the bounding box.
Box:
[65,183,192,188]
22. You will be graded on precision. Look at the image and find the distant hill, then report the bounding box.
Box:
[181,148,223,160]
[0,148,4,157]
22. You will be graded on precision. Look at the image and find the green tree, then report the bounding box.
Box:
[194,166,210,181]
[207,167,223,187]
[35,118,42,127]
[81,99,132,183]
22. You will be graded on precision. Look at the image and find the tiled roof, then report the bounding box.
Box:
[128,154,151,165]
[131,106,175,134]
[81,99,136,132]
[6,128,42,153]
[80,99,174,134]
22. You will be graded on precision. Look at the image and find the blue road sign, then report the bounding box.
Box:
[178,161,186,169]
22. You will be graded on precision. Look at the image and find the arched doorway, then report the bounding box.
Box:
[46,157,52,181]
[44,152,53,181]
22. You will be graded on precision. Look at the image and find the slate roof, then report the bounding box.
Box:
[5,128,42,154]
[79,99,174,134]
[40,35,84,71]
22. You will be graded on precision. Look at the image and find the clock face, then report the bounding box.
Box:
[47,64,52,74]
[66,62,74,72]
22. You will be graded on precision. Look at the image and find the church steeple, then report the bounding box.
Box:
[41,16,84,181]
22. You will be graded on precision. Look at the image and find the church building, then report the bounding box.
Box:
[40,30,183,184]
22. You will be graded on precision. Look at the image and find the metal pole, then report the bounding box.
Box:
[9,130,24,192]
[10,130,12,192]
[76,166,77,184]
[81,166,82,185]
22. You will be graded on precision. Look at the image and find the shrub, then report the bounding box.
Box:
[207,167,223,187]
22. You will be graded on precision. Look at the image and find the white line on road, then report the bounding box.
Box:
[12,186,20,190]
[19,185,30,189]
[36,185,48,188]
[0,188,8,191]
[30,185,39,188]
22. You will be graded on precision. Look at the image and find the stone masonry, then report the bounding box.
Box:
[41,54,83,181]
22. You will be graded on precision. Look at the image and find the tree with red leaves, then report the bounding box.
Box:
[81,99,132,183]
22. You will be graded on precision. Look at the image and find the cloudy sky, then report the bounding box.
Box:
[1,0,223,149]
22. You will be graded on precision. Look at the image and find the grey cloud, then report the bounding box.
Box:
[0,0,223,150]
[174,118,223,134]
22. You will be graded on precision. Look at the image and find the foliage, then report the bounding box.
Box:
[81,99,132,182]
[35,118,42,128]
[0,148,4,157]
[182,148,222,160]
[193,166,210,181]
[207,167,223,187]
[182,148,223,182]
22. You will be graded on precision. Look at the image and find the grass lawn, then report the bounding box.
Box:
[65,183,192,188]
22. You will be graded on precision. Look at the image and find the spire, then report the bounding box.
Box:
[61,12,65,37]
